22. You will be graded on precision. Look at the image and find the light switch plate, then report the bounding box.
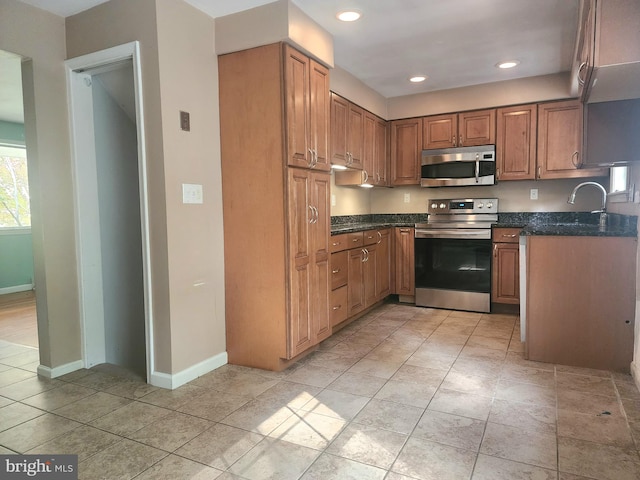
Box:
[180,111,190,131]
[404,193,410,203]
[182,183,203,204]
[530,188,538,200]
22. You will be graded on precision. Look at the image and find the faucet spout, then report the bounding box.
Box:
[567,181,608,213]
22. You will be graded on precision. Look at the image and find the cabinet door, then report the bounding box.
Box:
[492,243,520,304]
[310,172,331,343]
[363,246,378,308]
[287,168,313,357]
[423,113,457,149]
[362,111,376,184]
[459,109,495,147]
[309,59,330,171]
[374,117,389,186]
[496,105,537,180]
[284,46,310,169]
[391,119,422,185]
[394,227,415,295]
[330,93,349,167]
[375,229,391,300]
[347,103,364,169]
[537,100,606,179]
[347,248,365,316]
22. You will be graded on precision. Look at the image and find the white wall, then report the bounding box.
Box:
[92,71,146,376]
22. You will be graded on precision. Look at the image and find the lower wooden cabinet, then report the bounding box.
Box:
[394,227,415,296]
[492,228,520,305]
[331,228,391,327]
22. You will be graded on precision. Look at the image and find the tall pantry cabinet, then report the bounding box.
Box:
[219,43,331,370]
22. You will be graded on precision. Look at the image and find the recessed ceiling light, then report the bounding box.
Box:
[409,75,427,83]
[497,60,520,69]
[337,10,362,22]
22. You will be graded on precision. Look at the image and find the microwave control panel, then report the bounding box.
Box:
[428,198,498,215]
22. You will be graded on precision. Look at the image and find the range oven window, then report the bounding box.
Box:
[415,237,491,293]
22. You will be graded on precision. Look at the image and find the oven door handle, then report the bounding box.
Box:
[415,229,491,239]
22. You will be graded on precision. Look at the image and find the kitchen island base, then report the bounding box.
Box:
[525,235,636,372]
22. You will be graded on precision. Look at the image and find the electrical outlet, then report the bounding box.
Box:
[182,183,203,204]
[180,111,190,131]
[404,193,410,203]
[331,194,336,207]
[530,188,538,200]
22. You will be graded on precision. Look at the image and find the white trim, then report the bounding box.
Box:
[0,226,31,235]
[65,41,154,381]
[0,284,33,295]
[149,353,228,390]
[631,361,640,392]
[37,359,85,379]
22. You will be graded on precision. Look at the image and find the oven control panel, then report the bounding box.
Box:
[428,198,498,214]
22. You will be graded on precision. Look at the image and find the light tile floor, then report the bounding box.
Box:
[1,302,640,479]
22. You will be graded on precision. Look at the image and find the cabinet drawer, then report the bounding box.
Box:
[330,233,350,253]
[492,228,521,243]
[331,251,348,290]
[363,229,378,246]
[330,285,348,327]
[347,232,364,248]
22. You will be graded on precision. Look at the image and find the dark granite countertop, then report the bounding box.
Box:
[331,214,427,235]
[331,212,638,237]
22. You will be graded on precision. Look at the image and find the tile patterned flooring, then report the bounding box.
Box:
[1,302,640,479]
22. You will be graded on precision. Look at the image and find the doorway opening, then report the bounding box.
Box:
[66,42,153,382]
[0,49,38,366]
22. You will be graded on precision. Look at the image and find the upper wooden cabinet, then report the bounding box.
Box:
[330,93,363,169]
[496,104,537,181]
[537,100,606,179]
[423,109,495,149]
[362,111,389,186]
[391,118,422,185]
[284,45,330,171]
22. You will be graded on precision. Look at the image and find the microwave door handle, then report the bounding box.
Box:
[475,160,480,184]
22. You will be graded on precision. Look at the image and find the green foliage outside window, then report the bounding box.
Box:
[0,148,30,228]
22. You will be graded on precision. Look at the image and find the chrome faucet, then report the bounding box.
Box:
[567,181,608,229]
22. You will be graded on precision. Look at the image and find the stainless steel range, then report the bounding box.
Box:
[415,198,498,313]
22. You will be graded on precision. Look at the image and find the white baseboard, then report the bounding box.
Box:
[0,284,34,295]
[37,359,85,379]
[631,361,640,392]
[149,351,228,390]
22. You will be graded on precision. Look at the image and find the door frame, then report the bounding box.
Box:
[65,41,155,382]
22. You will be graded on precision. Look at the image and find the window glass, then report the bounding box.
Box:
[0,145,30,228]
[610,166,629,194]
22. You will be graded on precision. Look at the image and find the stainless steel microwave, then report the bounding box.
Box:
[421,145,496,187]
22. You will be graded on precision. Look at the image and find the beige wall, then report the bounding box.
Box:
[332,177,608,216]
[215,0,334,68]
[0,0,80,369]
[66,0,174,373]
[330,66,388,119]
[388,73,571,119]
[66,0,227,376]
[155,0,226,373]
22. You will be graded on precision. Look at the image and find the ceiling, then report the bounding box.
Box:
[4,0,580,122]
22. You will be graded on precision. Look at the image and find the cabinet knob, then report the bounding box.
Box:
[332,305,342,310]
[332,268,340,274]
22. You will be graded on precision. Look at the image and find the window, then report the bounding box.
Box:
[610,165,629,195]
[0,144,30,228]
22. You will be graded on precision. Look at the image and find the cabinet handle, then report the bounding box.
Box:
[377,231,382,244]
[496,167,500,179]
[577,61,587,86]
[571,151,580,168]
[502,234,517,238]
[313,149,319,168]
[332,241,342,246]
[537,166,541,178]
[376,172,381,183]
[493,244,497,257]
[459,135,463,147]
[332,304,342,310]
[363,170,369,183]
[308,148,315,168]
[308,205,314,224]
[352,238,360,243]
[332,268,340,274]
